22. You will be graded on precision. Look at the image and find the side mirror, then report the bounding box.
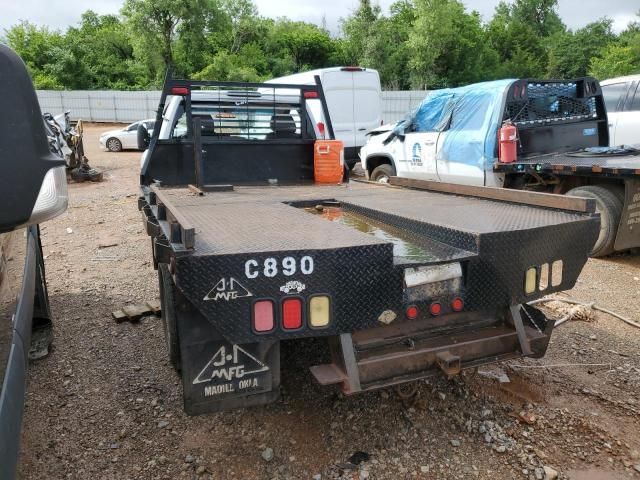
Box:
[137,123,150,150]
[0,45,67,233]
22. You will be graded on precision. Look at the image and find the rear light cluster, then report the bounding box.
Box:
[405,297,464,319]
[524,260,563,295]
[253,296,331,333]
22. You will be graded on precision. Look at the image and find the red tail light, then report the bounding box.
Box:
[170,86,189,96]
[317,122,325,138]
[340,66,364,72]
[282,298,303,330]
[406,305,418,320]
[429,302,442,316]
[304,91,319,98]
[451,297,464,312]
[253,300,275,333]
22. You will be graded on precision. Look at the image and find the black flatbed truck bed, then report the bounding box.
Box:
[140,178,598,413]
[494,150,640,252]
[138,75,599,414]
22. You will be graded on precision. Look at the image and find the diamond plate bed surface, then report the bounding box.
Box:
[156,182,589,256]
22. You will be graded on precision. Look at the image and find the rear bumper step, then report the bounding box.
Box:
[310,304,552,394]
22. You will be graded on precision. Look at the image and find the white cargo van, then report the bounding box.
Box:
[266,67,382,168]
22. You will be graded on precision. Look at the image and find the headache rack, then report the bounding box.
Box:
[503,77,609,158]
[141,72,336,188]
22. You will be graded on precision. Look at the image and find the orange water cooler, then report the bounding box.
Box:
[314,140,344,184]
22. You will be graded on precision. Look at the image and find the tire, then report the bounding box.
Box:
[106,137,122,152]
[158,263,181,371]
[566,185,623,257]
[370,163,396,183]
[601,183,625,205]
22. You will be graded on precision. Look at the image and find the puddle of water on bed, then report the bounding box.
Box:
[305,206,434,262]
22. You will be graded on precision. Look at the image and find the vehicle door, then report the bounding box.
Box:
[353,71,382,149]
[601,81,633,146]
[615,82,640,146]
[435,95,488,186]
[322,71,355,148]
[0,227,33,478]
[120,122,140,149]
[397,128,440,181]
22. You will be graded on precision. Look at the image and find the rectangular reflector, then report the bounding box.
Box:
[253,300,274,332]
[282,298,303,330]
[309,296,330,327]
[524,267,537,295]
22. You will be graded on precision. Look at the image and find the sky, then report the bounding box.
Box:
[1,0,638,35]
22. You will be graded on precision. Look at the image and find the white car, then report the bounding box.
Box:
[600,75,640,146]
[99,119,156,152]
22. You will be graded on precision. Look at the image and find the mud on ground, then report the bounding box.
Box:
[18,125,640,480]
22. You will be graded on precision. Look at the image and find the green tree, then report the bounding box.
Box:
[408,0,498,88]
[588,14,640,79]
[192,50,261,82]
[510,0,564,37]
[485,1,549,78]
[65,11,138,89]
[173,0,228,76]
[220,0,262,54]
[547,19,616,78]
[267,20,335,71]
[3,21,67,88]
[341,0,381,65]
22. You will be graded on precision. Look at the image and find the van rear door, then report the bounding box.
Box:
[322,70,356,149]
[353,70,382,150]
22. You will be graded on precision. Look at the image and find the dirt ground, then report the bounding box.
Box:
[18,125,640,480]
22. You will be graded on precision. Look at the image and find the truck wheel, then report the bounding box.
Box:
[566,186,623,257]
[371,164,396,183]
[106,137,122,152]
[602,184,625,205]
[158,263,181,371]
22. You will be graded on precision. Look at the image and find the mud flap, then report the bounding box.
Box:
[614,178,640,251]
[176,305,280,415]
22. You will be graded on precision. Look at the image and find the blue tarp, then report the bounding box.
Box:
[393,79,517,169]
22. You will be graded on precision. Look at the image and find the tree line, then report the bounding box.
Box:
[2,0,639,91]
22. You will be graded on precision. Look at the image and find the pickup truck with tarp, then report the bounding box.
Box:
[138,73,600,415]
[360,78,640,257]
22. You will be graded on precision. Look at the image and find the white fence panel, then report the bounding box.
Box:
[36,90,428,125]
[36,90,162,123]
[381,90,428,124]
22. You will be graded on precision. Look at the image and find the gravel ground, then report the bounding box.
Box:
[17,125,640,480]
